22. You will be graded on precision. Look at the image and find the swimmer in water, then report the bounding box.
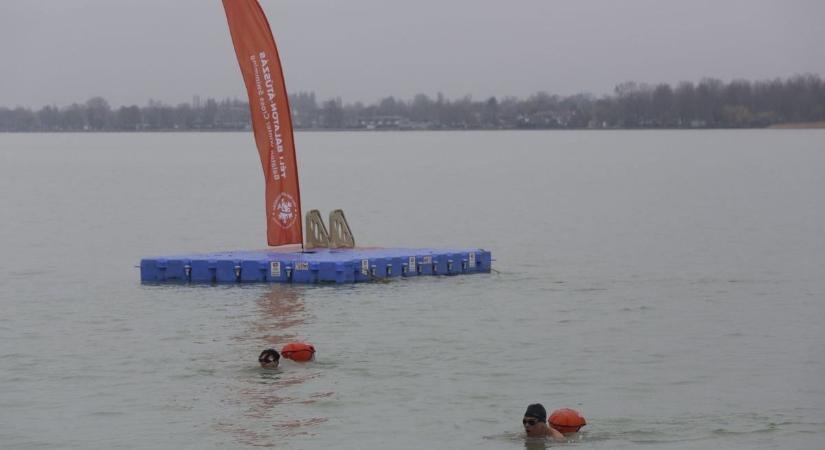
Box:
[523,403,564,441]
[258,348,280,369]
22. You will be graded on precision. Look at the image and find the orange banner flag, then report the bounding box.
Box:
[222,0,303,246]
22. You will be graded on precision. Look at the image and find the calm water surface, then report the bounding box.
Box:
[1,130,824,449]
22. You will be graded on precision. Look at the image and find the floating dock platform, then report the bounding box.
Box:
[140,247,491,284]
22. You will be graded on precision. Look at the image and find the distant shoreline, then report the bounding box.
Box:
[3,74,824,133]
[4,126,825,133]
[767,121,825,129]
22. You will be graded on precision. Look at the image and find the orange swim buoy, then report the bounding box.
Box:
[548,408,586,434]
[280,342,316,362]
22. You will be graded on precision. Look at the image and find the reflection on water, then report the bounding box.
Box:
[218,285,333,447]
[484,430,587,450]
[253,285,310,345]
[523,437,552,450]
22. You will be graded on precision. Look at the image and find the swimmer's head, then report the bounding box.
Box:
[258,348,280,369]
[523,403,548,437]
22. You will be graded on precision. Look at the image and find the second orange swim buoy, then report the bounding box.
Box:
[548,408,586,434]
[280,342,316,362]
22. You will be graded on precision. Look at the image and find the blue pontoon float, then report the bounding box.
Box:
[141,247,491,284]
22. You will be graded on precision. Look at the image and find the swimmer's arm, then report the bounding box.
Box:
[547,426,565,441]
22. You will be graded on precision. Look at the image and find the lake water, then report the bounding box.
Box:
[1,130,824,449]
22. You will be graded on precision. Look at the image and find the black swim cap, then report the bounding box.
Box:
[259,348,280,363]
[524,403,547,421]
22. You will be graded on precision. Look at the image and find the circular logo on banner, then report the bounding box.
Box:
[271,193,298,229]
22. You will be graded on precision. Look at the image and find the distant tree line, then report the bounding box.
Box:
[1,74,823,132]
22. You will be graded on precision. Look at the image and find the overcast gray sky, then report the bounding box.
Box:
[1,0,823,108]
